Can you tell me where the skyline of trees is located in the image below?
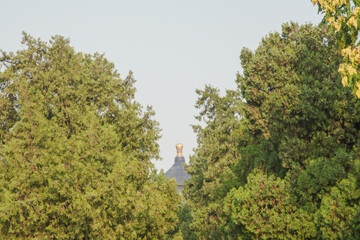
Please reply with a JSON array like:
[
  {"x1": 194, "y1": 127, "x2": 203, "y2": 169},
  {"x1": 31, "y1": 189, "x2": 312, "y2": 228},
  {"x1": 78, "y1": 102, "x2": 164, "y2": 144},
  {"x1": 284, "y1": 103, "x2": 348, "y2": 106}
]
[
  {"x1": 0, "y1": 33, "x2": 180, "y2": 239},
  {"x1": 184, "y1": 22, "x2": 360, "y2": 239},
  {"x1": 1, "y1": 3, "x2": 360, "y2": 238}
]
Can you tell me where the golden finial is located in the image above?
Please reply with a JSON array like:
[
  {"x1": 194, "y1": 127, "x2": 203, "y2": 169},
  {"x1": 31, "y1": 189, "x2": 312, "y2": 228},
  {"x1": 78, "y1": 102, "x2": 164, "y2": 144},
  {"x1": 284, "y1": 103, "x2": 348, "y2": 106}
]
[{"x1": 176, "y1": 143, "x2": 183, "y2": 157}]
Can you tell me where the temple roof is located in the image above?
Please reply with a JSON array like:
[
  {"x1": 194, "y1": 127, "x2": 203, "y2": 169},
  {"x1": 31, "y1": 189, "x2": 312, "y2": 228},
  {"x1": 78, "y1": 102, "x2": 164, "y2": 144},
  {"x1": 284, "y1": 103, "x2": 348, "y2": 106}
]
[
  {"x1": 165, "y1": 156, "x2": 190, "y2": 185},
  {"x1": 165, "y1": 144, "x2": 190, "y2": 186}
]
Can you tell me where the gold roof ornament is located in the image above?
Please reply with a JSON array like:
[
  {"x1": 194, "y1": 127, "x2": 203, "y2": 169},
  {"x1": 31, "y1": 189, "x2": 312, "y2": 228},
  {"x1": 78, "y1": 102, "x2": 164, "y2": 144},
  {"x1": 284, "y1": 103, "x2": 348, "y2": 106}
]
[
  {"x1": 165, "y1": 143, "x2": 190, "y2": 192},
  {"x1": 176, "y1": 143, "x2": 183, "y2": 157}
]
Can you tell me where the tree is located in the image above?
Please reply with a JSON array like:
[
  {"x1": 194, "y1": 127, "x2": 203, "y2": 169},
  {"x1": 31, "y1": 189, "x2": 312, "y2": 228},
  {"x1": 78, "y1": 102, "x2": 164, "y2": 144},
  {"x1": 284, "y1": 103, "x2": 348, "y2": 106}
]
[
  {"x1": 225, "y1": 170, "x2": 316, "y2": 239},
  {"x1": 171, "y1": 200, "x2": 197, "y2": 240},
  {"x1": 186, "y1": 22, "x2": 360, "y2": 239},
  {"x1": 235, "y1": 22, "x2": 360, "y2": 238},
  {"x1": 183, "y1": 85, "x2": 244, "y2": 238},
  {"x1": 238, "y1": 22, "x2": 360, "y2": 170},
  {"x1": 312, "y1": 0, "x2": 360, "y2": 97},
  {"x1": 0, "y1": 33, "x2": 180, "y2": 239}
]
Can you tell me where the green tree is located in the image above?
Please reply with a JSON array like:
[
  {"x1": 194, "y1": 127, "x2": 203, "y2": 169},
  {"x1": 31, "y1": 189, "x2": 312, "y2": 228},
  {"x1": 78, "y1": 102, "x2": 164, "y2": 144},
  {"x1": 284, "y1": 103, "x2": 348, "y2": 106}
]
[
  {"x1": 312, "y1": 0, "x2": 360, "y2": 97},
  {"x1": 186, "y1": 22, "x2": 360, "y2": 239},
  {"x1": 0, "y1": 33, "x2": 180, "y2": 239},
  {"x1": 183, "y1": 85, "x2": 244, "y2": 238},
  {"x1": 169, "y1": 200, "x2": 197, "y2": 240},
  {"x1": 235, "y1": 22, "x2": 360, "y2": 238},
  {"x1": 225, "y1": 170, "x2": 316, "y2": 239},
  {"x1": 238, "y1": 22, "x2": 360, "y2": 171}
]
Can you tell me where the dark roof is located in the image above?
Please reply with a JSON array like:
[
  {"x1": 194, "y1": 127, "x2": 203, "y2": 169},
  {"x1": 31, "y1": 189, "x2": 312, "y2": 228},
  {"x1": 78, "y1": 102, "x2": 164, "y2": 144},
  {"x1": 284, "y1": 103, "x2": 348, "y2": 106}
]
[{"x1": 165, "y1": 156, "x2": 190, "y2": 186}]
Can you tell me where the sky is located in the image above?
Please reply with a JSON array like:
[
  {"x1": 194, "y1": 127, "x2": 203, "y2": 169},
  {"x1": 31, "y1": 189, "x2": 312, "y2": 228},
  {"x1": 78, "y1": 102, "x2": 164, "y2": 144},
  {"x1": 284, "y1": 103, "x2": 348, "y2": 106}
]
[{"x1": 0, "y1": 0, "x2": 323, "y2": 172}]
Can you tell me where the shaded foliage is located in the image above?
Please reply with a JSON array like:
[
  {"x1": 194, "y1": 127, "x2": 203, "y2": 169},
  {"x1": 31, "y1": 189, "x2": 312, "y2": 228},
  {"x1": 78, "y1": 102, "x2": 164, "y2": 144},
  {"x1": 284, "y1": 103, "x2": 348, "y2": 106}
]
[{"x1": 183, "y1": 86, "x2": 243, "y2": 238}]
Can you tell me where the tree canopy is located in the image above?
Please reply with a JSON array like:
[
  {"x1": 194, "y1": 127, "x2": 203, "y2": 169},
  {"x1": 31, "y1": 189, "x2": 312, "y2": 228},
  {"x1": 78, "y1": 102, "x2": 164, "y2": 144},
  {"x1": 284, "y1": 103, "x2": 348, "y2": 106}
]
[
  {"x1": 184, "y1": 22, "x2": 360, "y2": 239},
  {"x1": 2, "y1": 19, "x2": 360, "y2": 240},
  {"x1": 312, "y1": 0, "x2": 360, "y2": 98},
  {"x1": 0, "y1": 33, "x2": 180, "y2": 239}
]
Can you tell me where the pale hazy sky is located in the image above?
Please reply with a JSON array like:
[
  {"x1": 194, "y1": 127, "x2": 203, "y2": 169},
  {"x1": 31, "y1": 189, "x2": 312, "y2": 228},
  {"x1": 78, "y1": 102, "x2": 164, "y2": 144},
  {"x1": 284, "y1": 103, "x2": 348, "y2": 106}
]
[{"x1": 1, "y1": 0, "x2": 322, "y2": 172}]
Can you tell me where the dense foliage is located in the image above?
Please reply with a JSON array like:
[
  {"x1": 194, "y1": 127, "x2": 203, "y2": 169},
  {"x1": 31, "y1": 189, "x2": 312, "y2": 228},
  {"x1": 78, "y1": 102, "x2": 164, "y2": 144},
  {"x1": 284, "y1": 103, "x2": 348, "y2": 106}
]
[
  {"x1": 184, "y1": 22, "x2": 360, "y2": 239},
  {"x1": 2, "y1": 21, "x2": 360, "y2": 240},
  {"x1": 0, "y1": 33, "x2": 180, "y2": 239},
  {"x1": 312, "y1": 0, "x2": 360, "y2": 98},
  {"x1": 183, "y1": 86, "x2": 243, "y2": 238}
]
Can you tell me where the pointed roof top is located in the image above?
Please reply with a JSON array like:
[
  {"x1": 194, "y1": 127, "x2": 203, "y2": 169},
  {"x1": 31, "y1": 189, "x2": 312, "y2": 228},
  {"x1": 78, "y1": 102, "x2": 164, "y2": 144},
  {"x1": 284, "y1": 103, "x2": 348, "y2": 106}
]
[{"x1": 165, "y1": 144, "x2": 190, "y2": 186}]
